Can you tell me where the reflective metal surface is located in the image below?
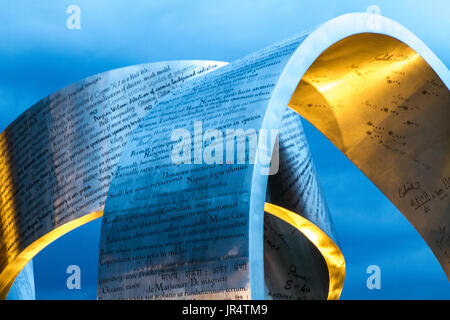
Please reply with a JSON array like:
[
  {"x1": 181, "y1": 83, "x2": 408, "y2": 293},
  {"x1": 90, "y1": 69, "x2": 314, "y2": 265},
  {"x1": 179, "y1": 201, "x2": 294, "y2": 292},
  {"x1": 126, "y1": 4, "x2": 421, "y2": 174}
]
[
  {"x1": 98, "y1": 13, "x2": 449, "y2": 300},
  {"x1": 264, "y1": 203, "x2": 345, "y2": 300},
  {"x1": 289, "y1": 33, "x2": 450, "y2": 279},
  {"x1": 0, "y1": 13, "x2": 448, "y2": 300},
  {"x1": 6, "y1": 260, "x2": 35, "y2": 300},
  {"x1": 0, "y1": 61, "x2": 225, "y2": 299}
]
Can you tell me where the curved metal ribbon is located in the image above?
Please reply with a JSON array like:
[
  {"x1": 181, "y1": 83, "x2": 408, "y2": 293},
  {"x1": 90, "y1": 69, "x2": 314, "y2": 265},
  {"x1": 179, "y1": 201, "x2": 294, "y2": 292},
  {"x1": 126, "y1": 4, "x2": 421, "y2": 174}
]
[
  {"x1": 0, "y1": 13, "x2": 448, "y2": 300},
  {"x1": 264, "y1": 202, "x2": 345, "y2": 300},
  {"x1": 288, "y1": 32, "x2": 450, "y2": 279},
  {"x1": 97, "y1": 13, "x2": 449, "y2": 300},
  {"x1": 0, "y1": 61, "x2": 226, "y2": 299}
]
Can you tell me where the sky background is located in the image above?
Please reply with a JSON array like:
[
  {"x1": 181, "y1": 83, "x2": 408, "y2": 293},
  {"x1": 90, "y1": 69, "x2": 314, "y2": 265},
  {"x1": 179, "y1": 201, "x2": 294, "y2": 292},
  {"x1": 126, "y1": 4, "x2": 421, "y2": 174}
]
[{"x1": 1, "y1": 0, "x2": 449, "y2": 299}]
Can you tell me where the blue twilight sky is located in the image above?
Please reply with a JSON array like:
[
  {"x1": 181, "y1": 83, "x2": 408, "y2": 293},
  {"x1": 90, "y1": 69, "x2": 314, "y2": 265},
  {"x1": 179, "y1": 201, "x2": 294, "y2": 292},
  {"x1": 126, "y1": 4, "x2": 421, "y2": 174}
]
[{"x1": 1, "y1": 0, "x2": 449, "y2": 299}]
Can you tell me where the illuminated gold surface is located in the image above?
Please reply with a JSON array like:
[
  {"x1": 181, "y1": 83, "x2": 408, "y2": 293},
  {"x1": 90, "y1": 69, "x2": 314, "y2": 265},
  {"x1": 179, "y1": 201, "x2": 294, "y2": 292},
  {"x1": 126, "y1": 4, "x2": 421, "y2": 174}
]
[
  {"x1": 264, "y1": 202, "x2": 346, "y2": 300},
  {"x1": 1, "y1": 23, "x2": 448, "y2": 300},
  {"x1": 289, "y1": 33, "x2": 450, "y2": 279},
  {"x1": 0, "y1": 210, "x2": 103, "y2": 300},
  {"x1": 0, "y1": 204, "x2": 345, "y2": 300}
]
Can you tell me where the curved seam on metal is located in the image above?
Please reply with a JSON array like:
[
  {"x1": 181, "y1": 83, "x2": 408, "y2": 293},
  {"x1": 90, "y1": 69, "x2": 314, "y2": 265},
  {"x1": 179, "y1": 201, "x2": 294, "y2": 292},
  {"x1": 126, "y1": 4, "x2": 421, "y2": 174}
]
[
  {"x1": 264, "y1": 202, "x2": 346, "y2": 300},
  {"x1": 0, "y1": 210, "x2": 103, "y2": 300},
  {"x1": 0, "y1": 204, "x2": 345, "y2": 300}
]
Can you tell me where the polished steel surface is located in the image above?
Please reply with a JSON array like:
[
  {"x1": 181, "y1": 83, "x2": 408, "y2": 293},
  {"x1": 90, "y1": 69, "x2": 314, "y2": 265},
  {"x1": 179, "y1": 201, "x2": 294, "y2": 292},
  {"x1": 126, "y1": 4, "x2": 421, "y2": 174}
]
[
  {"x1": 0, "y1": 61, "x2": 225, "y2": 299},
  {"x1": 0, "y1": 13, "x2": 448, "y2": 300}
]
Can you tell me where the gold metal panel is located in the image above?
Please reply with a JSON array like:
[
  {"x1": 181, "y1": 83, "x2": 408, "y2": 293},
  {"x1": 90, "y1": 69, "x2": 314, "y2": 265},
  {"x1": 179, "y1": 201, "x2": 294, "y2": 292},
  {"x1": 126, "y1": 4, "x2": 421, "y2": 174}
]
[{"x1": 289, "y1": 33, "x2": 450, "y2": 279}]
